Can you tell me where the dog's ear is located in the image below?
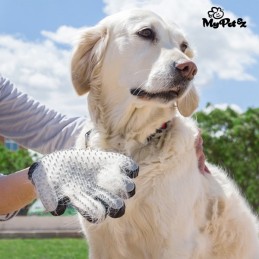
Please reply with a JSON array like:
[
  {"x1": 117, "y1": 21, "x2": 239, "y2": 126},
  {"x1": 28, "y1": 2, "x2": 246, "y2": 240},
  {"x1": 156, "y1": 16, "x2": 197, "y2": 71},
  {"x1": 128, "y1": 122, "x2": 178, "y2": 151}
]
[
  {"x1": 71, "y1": 25, "x2": 108, "y2": 95},
  {"x1": 177, "y1": 86, "x2": 199, "y2": 117}
]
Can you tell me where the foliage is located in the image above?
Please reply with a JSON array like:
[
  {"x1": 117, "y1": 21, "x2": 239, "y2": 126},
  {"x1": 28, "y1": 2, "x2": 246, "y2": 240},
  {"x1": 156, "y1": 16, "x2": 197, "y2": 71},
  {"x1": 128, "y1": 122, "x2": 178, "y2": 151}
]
[
  {"x1": 195, "y1": 105, "x2": 259, "y2": 213},
  {"x1": 0, "y1": 144, "x2": 34, "y2": 175},
  {"x1": 0, "y1": 238, "x2": 88, "y2": 259}
]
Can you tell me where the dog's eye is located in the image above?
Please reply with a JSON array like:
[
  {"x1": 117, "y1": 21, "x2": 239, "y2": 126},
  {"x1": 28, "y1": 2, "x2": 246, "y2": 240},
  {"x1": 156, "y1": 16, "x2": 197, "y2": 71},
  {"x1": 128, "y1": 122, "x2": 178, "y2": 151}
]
[
  {"x1": 180, "y1": 42, "x2": 188, "y2": 52},
  {"x1": 137, "y1": 28, "x2": 155, "y2": 41}
]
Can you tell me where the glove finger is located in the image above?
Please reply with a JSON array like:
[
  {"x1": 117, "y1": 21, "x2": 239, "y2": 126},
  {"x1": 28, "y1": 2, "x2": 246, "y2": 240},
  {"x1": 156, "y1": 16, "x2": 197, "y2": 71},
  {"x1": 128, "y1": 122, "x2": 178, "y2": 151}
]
[
  {"x1": 123, "y1": 178, "x2": 136, "y2": 198},
  {"x1": 50, "y1": 196, "x2": 70, "y2": 216},
  {"x1": 99, "y1": 197, "x2": 125, "y2": 219},
  {"x1": 78, "y1": 194, "x2": 125, "y2": 219},
  {"x1": 121, "y1": 160, "x2": 139, "y2": 179},
  {"x1": 29, "y1": 162, "x2": 59, "y2": 212},
  {"x1": 69, "y1": 190, "x2": 107, "y2": 223},
  {"x1": 96, "y1": 168, "x2": 136, "y2": 199},
  {"x1": 107, "y1": 200, "x2": 125, "y2": 218},
  {"x1": 92, "y1": 185, "x2": 125, "y2": 218},
  {"x1": 111, "y1": 154, "x2": 139, "y2": 178},
  {"x1": 69, "y1": 185, "x2": 126, "y2": 222}
]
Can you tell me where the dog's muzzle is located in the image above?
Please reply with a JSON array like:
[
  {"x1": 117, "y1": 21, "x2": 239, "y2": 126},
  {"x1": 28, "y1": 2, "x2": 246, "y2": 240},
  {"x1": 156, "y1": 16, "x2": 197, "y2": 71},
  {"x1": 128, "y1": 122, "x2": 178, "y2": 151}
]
[{"x1": 130, "y1": 60, "x2": 197, "y2": 103}]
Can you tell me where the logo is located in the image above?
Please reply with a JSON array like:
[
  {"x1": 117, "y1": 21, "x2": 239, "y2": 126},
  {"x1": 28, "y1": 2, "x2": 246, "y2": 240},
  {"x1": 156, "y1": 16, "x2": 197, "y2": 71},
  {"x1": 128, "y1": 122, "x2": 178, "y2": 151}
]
[
  {"x1": 202, "y1": 7, "x2": 247, "y2": 29},
  {"x1": 208, "y1": 7, "x2": 224, "y2": 19}
]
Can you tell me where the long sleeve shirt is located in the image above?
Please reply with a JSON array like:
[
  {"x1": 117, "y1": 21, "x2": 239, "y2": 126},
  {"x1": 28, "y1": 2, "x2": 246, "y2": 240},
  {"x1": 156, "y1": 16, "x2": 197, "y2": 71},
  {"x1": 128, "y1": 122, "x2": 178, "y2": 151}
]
[{"x1": 0, "y1": 75, "x2": 86, "y2": 154}]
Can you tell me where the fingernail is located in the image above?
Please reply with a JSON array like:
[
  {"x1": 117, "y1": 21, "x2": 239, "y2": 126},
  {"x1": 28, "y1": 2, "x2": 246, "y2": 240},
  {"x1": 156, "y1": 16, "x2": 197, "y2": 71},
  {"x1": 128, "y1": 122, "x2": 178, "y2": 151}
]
[
  {"x1": 126, "y1": 182, "x2": 136, "y2": 197},
  {"x1": 124, "y1": 164, "x2": 139, "y2": 178},
  {"x1": 109, "y1": 203, "x2": 125, "y2": 218},
  {"x1": 50, "y1": 197, "x2": 70, "y2": 216}
]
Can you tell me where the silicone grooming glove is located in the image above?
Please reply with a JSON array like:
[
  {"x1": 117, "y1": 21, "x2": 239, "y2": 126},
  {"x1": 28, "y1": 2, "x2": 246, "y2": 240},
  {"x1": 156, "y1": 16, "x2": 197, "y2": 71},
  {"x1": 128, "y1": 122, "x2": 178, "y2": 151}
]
[{"x1": 28, "y1": 148, "x2": 138, "y2": 223}]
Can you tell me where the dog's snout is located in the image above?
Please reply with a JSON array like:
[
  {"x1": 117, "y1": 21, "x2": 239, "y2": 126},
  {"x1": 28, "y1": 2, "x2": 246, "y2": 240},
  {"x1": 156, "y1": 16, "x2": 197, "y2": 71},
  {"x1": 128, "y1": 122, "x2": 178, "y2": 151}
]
[{"x1": 175, "y1": 61, "x2": 197, "y2": 80}]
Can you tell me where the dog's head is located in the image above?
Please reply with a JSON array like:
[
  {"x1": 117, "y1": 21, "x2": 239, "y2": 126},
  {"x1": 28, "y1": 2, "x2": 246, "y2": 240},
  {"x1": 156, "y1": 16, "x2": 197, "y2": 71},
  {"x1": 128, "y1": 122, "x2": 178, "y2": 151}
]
[{"x1": 71, "y1": 9, "x2": 198, "y2": 126}]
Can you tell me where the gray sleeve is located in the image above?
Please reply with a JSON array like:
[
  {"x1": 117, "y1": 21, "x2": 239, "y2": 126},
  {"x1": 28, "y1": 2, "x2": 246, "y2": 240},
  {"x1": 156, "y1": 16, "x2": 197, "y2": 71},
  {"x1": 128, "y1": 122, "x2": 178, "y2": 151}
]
[
  {"x1": 0, "y1": 76, "x2": 87, "y2": 154},
  {"x1": 0, "y1": 210, "x2": 18, "y2": 221}
]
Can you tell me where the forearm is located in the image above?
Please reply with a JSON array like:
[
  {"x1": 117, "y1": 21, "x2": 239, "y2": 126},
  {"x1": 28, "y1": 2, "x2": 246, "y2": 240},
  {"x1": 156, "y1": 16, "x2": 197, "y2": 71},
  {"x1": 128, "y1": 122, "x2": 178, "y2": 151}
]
[
  {"x1": 0, "y1": 169, "x2": 36, "y2": 215},
  {"x1": 0, "y1": 76, "x2": 86, "y2": 154}
]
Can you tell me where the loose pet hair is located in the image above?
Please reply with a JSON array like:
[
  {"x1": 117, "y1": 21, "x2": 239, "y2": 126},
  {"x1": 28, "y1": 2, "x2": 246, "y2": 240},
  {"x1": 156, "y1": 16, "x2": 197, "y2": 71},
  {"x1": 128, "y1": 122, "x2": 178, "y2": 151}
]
[{"x1": 72, "y1": 9, "x2": 259, "y2": 259}]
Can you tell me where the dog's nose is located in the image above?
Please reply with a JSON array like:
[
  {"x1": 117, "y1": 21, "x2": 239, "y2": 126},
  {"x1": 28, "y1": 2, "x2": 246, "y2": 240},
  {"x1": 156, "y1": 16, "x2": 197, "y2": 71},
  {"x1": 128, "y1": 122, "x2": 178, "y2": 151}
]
[{"x1": 175, "y1": 61, "x2": 197, "y2": 80}]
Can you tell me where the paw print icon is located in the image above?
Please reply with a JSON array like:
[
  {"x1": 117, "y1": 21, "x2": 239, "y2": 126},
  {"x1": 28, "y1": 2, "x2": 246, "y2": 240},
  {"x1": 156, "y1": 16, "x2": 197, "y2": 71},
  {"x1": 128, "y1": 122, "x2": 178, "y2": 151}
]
[{"x1": 208, "y1": 7, "x2": 224, "y2": 19}]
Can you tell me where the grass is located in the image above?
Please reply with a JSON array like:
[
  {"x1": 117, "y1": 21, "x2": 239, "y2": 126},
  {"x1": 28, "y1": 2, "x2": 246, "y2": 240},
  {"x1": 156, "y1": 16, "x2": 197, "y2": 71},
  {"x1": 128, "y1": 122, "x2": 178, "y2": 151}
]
[{"x1": 0, "y1": 238, "x2": 88, "y2": 259}]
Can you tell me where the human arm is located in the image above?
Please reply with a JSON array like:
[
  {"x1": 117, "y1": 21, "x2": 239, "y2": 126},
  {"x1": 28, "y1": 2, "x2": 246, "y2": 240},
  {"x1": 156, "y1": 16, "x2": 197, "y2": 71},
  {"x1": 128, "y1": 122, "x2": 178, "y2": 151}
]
[
  {"x1": 0, "y1": 168, "x2": 36, "y2": 215},
  {"x1": 0, "y1": 76, "x2": 86, "y2": 154}
]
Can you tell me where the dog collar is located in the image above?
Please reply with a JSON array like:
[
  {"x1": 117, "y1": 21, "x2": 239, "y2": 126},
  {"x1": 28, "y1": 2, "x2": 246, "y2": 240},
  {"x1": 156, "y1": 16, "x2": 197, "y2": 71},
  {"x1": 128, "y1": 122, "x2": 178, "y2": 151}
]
[
  {"x1": 85, "y1": 129, "x2": 92, "y2": 148},
  {"x1": 84, "y1": 122, "x2": 170, "y2": 148},
  {"x1": 84, "y1": 124, "x2": 210, "y2": 176},
  {"x1": 146, "y1": 121, "x2": 170, "y2": 143}
]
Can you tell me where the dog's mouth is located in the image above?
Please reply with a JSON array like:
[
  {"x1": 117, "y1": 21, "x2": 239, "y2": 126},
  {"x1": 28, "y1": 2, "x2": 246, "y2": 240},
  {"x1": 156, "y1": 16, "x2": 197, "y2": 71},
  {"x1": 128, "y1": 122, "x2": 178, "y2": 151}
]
[{"x1": 130, "y1": 86, "x2": 182, "y2": 102}]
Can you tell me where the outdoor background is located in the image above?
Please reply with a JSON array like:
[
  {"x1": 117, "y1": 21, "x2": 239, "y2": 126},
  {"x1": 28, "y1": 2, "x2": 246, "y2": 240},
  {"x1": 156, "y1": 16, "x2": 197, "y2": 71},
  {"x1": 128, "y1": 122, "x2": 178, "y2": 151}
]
[
  {"x1": 1, "y1": 0, "x2": 259, "y2": 115},
  {"x1": 0, "y1": 0, "x2": 258, "y2": 258}
]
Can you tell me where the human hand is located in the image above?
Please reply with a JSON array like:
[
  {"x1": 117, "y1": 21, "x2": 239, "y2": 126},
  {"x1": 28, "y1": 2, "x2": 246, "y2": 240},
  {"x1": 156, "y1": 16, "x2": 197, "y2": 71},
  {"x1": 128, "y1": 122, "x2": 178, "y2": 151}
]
[
  {"x1": 195, "y1": 131, "x2": 210, "y2": 174},
  {"x1": 28, "y1": 148, "x2": 138, "y2": 223}
]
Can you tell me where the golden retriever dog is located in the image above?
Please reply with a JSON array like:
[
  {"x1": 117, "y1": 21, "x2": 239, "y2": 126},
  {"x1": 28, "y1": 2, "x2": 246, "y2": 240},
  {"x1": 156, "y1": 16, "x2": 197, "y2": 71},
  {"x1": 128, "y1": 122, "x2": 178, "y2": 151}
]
[{"x1": 71, "y1": 9, "x2": 259, "y2": 259}]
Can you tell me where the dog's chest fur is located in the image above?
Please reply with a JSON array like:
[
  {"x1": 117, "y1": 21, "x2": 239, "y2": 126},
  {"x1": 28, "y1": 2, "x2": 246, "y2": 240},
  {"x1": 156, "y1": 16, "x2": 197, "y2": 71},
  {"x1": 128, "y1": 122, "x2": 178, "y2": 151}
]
[{"x1": 77, "y1": 117, "x2": 209, "y2": 258}]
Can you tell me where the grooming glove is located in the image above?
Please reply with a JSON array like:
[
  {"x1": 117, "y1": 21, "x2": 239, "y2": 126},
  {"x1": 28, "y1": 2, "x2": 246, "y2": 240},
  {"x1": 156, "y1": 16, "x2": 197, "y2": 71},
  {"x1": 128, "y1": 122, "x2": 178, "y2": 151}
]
[{"x1": 28, "y1": 148, "x2": 138, "y2": 223}]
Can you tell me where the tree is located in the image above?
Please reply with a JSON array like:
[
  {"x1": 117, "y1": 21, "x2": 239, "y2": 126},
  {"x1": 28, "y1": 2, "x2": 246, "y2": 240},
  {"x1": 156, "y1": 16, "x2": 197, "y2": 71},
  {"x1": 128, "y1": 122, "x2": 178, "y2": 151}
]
[
  {"x1": 0, "y1": 144, "x2": 34, "y2": 174},
  {"x1": 195, "y1": 105, "x2": 259, "y2": 213}
]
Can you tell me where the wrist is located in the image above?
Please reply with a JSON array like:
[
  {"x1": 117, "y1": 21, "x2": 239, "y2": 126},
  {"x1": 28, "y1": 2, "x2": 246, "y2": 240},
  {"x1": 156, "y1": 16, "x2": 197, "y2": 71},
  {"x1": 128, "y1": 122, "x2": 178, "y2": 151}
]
[{"x1": 0, "y1": 168, "x2": 36, "y2": 214}]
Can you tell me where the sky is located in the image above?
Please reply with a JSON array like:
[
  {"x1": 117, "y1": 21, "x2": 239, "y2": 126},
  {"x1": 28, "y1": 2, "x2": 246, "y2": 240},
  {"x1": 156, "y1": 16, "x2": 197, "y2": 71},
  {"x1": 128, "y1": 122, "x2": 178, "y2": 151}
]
[{"x1": 0, "y1": 0, "x2": 259, "y2": 117}]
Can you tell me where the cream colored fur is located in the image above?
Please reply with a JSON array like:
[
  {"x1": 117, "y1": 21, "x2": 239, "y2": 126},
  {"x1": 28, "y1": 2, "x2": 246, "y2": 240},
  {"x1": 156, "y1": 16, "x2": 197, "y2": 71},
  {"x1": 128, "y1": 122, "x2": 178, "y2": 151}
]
[{"x1": 72, "y1": 9, "x2": 259, "y2": 259}]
